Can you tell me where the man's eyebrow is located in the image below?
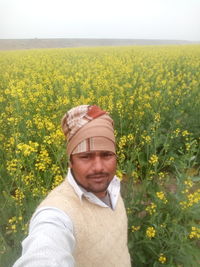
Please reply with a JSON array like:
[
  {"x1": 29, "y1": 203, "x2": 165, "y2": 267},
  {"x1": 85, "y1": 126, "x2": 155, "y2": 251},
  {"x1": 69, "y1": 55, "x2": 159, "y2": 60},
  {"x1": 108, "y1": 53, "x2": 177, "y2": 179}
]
[{"x1": 78, "y1": 152, "x2": 93, "y2": 156}]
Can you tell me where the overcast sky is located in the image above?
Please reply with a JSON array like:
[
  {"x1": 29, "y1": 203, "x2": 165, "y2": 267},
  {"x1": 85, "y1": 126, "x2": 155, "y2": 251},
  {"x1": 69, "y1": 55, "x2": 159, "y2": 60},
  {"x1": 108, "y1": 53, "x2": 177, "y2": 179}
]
[{"x1": 0, "y1": 0, "x2": 200, "y2": 41}]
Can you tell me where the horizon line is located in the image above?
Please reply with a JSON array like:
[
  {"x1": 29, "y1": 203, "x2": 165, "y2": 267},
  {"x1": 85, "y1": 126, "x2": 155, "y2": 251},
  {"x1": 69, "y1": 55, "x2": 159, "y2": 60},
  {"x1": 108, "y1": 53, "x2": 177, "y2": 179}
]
[{"x1": 0, "y1": 37, "x2": 199, "y2": 42}]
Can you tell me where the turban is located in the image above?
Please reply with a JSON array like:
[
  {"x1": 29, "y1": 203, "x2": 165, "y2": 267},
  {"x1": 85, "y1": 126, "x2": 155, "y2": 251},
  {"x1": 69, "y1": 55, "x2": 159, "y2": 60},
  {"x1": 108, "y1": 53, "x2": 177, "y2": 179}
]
[{"x1": 61, "y1": 105, "x2": 116, "y2": 155}]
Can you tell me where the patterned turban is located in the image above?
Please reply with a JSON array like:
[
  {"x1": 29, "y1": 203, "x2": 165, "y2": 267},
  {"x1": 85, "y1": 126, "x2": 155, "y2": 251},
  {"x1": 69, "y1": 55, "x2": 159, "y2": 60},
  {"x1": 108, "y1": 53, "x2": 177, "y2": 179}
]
[{"x1": 61, "y1": 105, "x2": 116, "y2": 155}]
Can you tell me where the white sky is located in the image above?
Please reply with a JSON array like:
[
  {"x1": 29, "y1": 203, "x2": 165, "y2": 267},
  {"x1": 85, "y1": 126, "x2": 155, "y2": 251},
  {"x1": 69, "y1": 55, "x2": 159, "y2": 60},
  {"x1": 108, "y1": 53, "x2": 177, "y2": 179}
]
[{"x1": 0, "y1": 0, "x2": 200, "y2": 41}]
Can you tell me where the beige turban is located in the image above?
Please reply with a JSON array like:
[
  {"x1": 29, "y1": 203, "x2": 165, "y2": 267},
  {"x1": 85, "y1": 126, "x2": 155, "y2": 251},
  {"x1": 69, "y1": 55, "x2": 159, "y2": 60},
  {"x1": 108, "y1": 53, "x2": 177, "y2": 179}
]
[{"x1": 61, "y1": 105, "x2": 116, "y2": 155}]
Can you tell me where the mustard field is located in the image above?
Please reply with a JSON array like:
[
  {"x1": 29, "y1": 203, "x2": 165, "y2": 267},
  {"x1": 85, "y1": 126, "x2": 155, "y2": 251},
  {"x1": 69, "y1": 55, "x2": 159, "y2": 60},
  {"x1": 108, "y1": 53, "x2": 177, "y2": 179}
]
[{"x1": 0, "y1": 45, "x2": 200, "y2": 266}]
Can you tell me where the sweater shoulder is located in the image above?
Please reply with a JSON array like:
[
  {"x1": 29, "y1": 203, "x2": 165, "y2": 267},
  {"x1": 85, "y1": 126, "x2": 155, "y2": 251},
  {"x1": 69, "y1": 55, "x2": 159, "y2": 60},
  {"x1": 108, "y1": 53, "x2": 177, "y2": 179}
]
[{"x1": 38, "y1": 180, "x2": 80, "y2": 211}]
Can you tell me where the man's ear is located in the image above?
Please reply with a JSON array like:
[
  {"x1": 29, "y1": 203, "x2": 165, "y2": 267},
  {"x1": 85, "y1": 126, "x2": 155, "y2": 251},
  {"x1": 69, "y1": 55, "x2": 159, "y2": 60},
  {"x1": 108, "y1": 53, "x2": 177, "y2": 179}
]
[{"x1": 69, "y1": 155, "x2": 73, "y2": 168}]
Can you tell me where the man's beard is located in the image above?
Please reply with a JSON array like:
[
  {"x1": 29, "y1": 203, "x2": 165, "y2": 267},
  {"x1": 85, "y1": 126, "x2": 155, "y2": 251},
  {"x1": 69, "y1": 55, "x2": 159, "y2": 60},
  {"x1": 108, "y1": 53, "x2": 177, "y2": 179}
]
[{"x1": 72, "y1": 170, "x2": 111, "y2": 194}]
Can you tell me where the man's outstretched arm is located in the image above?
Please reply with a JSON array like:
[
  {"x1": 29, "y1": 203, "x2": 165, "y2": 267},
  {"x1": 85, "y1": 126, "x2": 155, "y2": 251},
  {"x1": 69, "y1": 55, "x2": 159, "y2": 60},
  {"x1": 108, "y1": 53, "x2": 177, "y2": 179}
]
[{"x1": 13, "y1": 207, "x2": 75, "y2": 267}]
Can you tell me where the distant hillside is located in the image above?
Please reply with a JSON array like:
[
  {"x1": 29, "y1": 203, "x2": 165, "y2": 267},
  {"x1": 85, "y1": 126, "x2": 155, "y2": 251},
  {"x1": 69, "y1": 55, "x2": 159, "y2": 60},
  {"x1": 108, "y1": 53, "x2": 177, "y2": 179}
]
[{"x1": 0, "y1": 38, "x2": 198, "y2": 50}]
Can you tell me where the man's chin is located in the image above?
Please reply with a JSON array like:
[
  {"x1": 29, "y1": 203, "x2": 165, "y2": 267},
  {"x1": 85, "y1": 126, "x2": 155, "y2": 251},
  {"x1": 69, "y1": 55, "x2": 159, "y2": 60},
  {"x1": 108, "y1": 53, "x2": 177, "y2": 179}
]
[{"x1": 87, "y1": 182, "x2": 110, "y2": 195}]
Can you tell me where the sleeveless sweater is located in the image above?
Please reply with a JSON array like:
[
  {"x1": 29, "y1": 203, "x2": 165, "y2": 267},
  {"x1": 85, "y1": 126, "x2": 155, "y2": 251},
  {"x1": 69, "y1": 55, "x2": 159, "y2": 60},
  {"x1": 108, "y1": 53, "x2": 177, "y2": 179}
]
[{"x1": 38, "y1": 179, "x2": 131, "y2": 267}]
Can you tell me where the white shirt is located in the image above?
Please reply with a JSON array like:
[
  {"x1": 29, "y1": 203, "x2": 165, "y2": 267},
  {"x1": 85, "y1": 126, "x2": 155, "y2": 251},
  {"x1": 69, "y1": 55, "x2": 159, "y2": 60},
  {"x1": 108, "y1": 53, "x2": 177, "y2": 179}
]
[{"x1": 13, "y1": 169, "x2": 121, "y2": 267}]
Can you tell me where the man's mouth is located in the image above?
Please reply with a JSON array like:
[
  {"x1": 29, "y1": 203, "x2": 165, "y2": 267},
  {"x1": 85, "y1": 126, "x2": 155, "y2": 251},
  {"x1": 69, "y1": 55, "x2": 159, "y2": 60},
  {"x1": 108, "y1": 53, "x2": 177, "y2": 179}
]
[{"x1": 87, "y1": 173, "x2": 108, "y2": 180}]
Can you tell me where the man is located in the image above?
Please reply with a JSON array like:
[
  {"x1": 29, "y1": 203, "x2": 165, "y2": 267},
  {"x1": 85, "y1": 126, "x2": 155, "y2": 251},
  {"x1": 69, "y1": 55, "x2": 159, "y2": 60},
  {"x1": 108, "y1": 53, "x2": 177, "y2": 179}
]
[{"x1": 13, "y1": 105, "x2": 131, "y2": 267}]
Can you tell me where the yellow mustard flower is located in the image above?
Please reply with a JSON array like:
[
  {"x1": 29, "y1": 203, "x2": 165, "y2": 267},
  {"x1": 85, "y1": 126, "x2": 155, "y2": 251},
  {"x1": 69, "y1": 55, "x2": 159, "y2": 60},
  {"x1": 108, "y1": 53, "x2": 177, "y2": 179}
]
[
  {"x1": 146, "y1": 226, "x2": 156, "y2": 239},
  {"x1": 158, "y1": 253, "x2": 167, "y2": 264}
]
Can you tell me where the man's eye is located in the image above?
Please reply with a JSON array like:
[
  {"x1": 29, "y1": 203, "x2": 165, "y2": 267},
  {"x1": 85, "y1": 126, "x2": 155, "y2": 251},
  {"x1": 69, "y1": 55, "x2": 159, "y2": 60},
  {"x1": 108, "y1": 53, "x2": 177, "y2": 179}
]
[
  {"x1": 102, "y1": 153, "x2": 114, "y2": 158},
  {"x1": 79, "y1": 155, "x2": 90, "y2": 159}
]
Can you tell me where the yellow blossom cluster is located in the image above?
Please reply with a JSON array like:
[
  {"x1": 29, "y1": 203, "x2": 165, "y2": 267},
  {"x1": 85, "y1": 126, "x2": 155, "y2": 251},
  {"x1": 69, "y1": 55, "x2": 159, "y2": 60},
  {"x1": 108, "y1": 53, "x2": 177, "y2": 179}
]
[
  {"x1": 6, "y1": 216, "x2": 27, "y2": 235},
  {"x1": 173, "y1": 128, "x2": 181, "y2": 137},
  {"x1": 52, "y1": 175, "x2": 64, "y2": 188},
  {"x1": 116, "y1": 169, "x2": 124, "y2": 180},
  {"x1": 158, "y1": 172, "x2": 166, "y2": 180},
  {"x1": 118, "y1": 135, "x2": 127, "y2": 150},
  {"x1": 22, "y1": 172, "x2": 34, "y2": 186},
  {"x1": 189, "y1": 226, "x2": 200, "y2": 239},
  {"x1": 126, "y1": 207, "x2": 132, "y2": 215},
  {"x1": 51, "y1": 164, "x2": 64, "y2": 188},
  {"x1": 154, "y1": 113, "x2": 160, "y2": 123},
  {"x1": 141, "y1": 134, "x2": 151, "y2": 144},
  {"x1": 12, "y1": 188, "x2": 25, "y2": 205},
  {"x1": 131, "y1": 171, "x2": 139, "y2": 183},
  {"x1": 44, "y1": 129, "x2": 64, "y2": 145},
  {"x1": 6, "y1": 159, "x2": 20, "y2": 175},
  {"x1": 182, "y1": 130, "x2": 190, "y2": 137},
  {"x1": 33, "y1": 115, "x2": 55, "y2": 131},
  {"x1": 182, "y1": 178, "x2": 194, "y2": 194},
  {"x1": 158, "y1": 253, "x2": 167, "y2": 264},
  {"x1": 32, "y1": 186, "x2": 48, "y2": 197},
  {"x1": 35, "y1": 146, "x2": 52, "y2": 171},
  {"x1": 145, "y1": 202, "x2": 157, "y2": 215},
  {"x1": 131, "y1": 225, "x2": 141, "y2": 232},
  {"x1": 17, "y1": 141, "x2": 39, "y2": 156},
  {"x1": 149, "y1": 154, "x2": 159, "y2": 165},
  {"x1": 146, "y1": 226, "x2": 156, "y2": 239},
  {"x1": 180, "y1": 189, "x2": 200, "y2": 209},
  {"x1": 184, "y1": 178, "x2": 193, "y2": 188},
  {"x1": 6, "y1": 216, "x2": 21, "y2": 234},
  {"x1": 156, "y1": 191, "x2": 168, "y2": 204}
]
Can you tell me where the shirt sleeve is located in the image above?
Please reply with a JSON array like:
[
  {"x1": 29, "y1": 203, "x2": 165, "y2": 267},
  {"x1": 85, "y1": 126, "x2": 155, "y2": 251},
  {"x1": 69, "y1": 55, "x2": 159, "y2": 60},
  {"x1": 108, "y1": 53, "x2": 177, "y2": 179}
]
[{"x1": 13, "y1": 207, "x2": 75, "y2": 267}]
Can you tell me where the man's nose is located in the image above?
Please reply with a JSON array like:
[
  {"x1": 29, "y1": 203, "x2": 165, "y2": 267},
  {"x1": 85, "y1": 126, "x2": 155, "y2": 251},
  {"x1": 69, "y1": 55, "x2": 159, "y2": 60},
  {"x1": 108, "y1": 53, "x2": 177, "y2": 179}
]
[{"x1": 93, "y1": 156, "x2": 104, "y2": 172}]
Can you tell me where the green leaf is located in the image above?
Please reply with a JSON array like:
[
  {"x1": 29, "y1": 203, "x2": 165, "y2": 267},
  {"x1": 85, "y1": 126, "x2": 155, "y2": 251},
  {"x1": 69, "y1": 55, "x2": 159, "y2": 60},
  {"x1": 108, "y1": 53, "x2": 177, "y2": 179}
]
[{"x1": 191, "y1": 176, "x2": 200, "y2": 182}]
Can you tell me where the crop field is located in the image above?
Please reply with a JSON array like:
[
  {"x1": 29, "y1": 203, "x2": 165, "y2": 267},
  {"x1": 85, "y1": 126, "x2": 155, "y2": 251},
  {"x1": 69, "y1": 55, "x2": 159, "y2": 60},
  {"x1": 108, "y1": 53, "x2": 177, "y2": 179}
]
[{"x1": 0, "y1": 45, "x2": 200, "y2": 266}]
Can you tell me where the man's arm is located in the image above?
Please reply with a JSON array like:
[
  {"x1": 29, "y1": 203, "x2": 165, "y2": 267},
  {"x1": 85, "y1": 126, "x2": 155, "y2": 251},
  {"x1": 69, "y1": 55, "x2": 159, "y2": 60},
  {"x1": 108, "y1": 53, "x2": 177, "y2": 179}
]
[{"x1": 13, "y1": 207, "x2": 75, "y2": 267}]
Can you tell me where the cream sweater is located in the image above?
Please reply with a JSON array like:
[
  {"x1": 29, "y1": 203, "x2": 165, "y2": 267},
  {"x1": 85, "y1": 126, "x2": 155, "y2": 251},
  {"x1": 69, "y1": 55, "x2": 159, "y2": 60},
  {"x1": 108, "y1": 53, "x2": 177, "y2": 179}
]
[{"x1": 39, "y1": 179, "x2": 131, "y2": 267}]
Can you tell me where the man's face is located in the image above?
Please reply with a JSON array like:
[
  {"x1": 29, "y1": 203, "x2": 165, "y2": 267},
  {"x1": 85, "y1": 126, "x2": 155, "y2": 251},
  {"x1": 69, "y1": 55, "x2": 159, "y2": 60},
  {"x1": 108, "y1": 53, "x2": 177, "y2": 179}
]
[{"x1": 70, "y1": 150, "x2": 116, "y2": 198}]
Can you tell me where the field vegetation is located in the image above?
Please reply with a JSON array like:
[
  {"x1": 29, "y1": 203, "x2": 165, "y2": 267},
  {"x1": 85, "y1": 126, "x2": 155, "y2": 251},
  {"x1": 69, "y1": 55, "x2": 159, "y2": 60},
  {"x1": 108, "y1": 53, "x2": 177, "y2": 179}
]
[{"x1": 0, "y1": 45, "x2": 200, "y2": 266}]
